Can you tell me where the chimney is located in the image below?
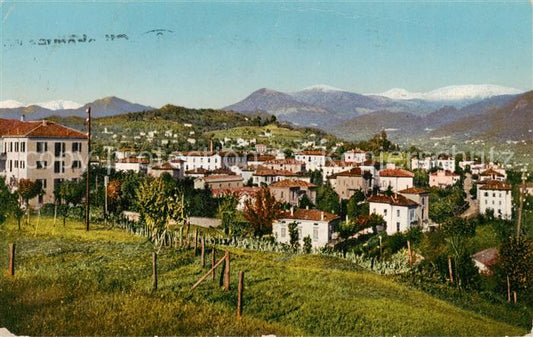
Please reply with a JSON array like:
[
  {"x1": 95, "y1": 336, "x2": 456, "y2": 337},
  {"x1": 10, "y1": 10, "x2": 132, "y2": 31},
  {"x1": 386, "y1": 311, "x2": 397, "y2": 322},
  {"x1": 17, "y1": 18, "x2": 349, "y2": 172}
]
[
  {"x1": 306, "y1": 205, "x2": 309, "y2": 210},
  {"x1": 321, "y1": 211, "x2": 325, "y2": 221},
  {"x1": 210, "y1": 139, "x2": 213, "y2": 152},
  {"x1": 290, "y1": 206, "x2": 294, "y2": 216},
  {"x1": 20, "y1": 115, "x2": 25, "y2": 122}
]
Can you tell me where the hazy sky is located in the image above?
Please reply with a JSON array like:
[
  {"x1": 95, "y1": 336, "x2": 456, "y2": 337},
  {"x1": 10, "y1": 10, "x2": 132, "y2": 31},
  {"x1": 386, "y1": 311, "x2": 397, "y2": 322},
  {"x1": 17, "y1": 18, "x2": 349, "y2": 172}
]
[{"x1": 1, "y1": 1, "x2": 531, "y2": 108}]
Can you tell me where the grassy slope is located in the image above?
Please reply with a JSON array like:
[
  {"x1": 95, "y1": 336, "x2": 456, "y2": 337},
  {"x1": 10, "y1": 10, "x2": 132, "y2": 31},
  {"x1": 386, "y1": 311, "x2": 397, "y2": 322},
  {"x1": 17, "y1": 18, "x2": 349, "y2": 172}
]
[{"x1": 0, "y1": 218, "x2": 527, "y2": 336}]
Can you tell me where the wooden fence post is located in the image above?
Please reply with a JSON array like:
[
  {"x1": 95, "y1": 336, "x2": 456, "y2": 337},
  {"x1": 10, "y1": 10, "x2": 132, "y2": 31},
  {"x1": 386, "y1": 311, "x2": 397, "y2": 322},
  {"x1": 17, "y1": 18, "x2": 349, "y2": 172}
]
[
  {"x1": 224, "y1": 250, "x2": 230, "y2": 291},
  {"x1": 507, "y1": 275, "x2": 511, "y2": 303},
  {"x1": 179, "y1": 227, "x2": 183, "y2": 247},
  {"x1": 194, "y1": 229, "x2": 198, "y2": 256},
  {"x1": 448, "y1": 256, "x2": 454, "y2": 283},
  {"x1": 211, "y1": 249, "x2": 215, "y2": 281},
  {"x1": 9, "y1": 244, "x2": 15, "y2": 277},
  {"x1": 407, "y1": 240, "x2": 413, "y2": 268},
  {"x1": 152, "y1": 252, "x2": 158, "y2": 291},
  {"x1": 513, "y1": 291, "x2": 517, "y2": 304},
  {"x1": 185, "y1": 223, "x2": 190, "y2": 248},
  {"x1": 201, "y1": 236, "x2": 205, "y2": 267},
  {"x1": 237, "y1": 271, "x2": 244, "y2": 318}
]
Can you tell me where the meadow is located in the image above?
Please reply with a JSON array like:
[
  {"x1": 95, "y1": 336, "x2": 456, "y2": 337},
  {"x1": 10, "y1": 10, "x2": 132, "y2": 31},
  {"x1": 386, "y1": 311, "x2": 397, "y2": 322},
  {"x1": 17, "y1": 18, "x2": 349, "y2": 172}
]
[{"x1": 0, "y1": 217, "x2": 528, "y2": 336}]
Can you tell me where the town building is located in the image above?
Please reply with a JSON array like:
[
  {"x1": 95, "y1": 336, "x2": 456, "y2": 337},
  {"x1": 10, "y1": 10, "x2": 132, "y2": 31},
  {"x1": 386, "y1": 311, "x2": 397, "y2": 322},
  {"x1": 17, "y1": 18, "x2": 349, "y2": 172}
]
[
  {"x1": 263, "y1": 158, "x2": 305, "y2": 173},
  {"x1": 147, "y1": 161, "x2": 183, "y2": 179},
  {"x1": 268, "y1": 179, "x2": 317, "y2": 206},
  {"x1": 272, "y1": 208, "x2": 340, "y2": 248},
  {"x1": 322, "y1": 161, "x2": 357, "y2": 182},
  {"x1": 0, "y1": 119, "x2": 88, "y2": 207},
  {"x1": 343, "y1": 148, "x2": 367, "y2": 163},
  {"x1": 398, "y1": 187, "x2": 430, "y2": 226},
  {"x1": 429, "y1": 170, "x2": 460, "y2": 188},
  {"x1": 115, "y1": 158, "x2": 149, "y2": 174},
  {"x1": 252, "y1": 169, "x2": 310, "y2": 186},
  {"x1": 368, "y1": 194, "x2": 419, "y2": 236},
  {"x1": 294, "y1": 150, "x2": 328, "y2": 171},
  {"x1": 327, "y1": 167, "x2": 371, "y2": 199},
  {"x1": 479, "y1": 168, "x2": 506, "y2": 182},
  {"x1": 436, "y1": 155, "x2": 455, "y2": 172},
  {"x1": 211, "y1": 186, "x2": 261, "y2": 211},
  {"x1": 377, "y1": 168, "x2": 414, "y2": 192},
  {"x1": 193, "y1": 174, "x2": 244, "y2": 190},
  {"x1": 411, "y1": 156, "x2": 434, "y2": 171},
  {"x1": 478, "y1": 180, "x2": 513, "y2": 220}
]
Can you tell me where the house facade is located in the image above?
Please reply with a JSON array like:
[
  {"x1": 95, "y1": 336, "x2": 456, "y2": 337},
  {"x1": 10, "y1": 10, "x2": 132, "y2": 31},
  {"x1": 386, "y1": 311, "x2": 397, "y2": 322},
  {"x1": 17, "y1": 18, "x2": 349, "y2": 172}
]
[
  {"x1": 478, "y1": 180, "x2": 512, "y2": 220},
  {"x1": 115, "y1": 158, "x2": 149, "y2": 174},
  {"x1": 0, "y1": 119, "x2": 88, "y2": 207},
  {"x1": 343, "y1": 148, "x2": 367, "y2": 164},
  {"x1": 272, "y1": 208, "x2": 340, "y2": 248},
  {"x1": 327, "y1": 167, "x2": 371, "y2": 199},
  {"x1": 194, "y1": 174, "x2": 244, "y2": 190},
  {"x1": 268, "y1": 179, "x2": 317, "y2": 205},
  {"x1": 294, "y1": 150, "x2": 328, "y2": 171},
  {"x1": 378, "y1": 168, "x2": 414, "y2": 192},
  {"x1": 398, "y1": 187, "x2": 430, "y2": 226},
  {"x1": 368, "y1": 194, "x2": 419, "y2": 236},
  {"x1": 429, "y1": 170, "x2": 460, "y2": 188}
]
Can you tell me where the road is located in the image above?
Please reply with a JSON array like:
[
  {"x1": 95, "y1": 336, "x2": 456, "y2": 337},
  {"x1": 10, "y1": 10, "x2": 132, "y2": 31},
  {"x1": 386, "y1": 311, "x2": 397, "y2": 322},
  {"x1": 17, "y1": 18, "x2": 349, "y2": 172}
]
[{"x1": 461, "y1": 173, "x2": 479, "y2": 219}]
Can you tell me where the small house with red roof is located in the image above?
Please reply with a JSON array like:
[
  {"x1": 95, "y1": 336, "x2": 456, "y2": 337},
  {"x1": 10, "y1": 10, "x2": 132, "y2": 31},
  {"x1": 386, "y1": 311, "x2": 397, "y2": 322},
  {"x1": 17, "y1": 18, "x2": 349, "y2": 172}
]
[
  {"x1": 268, "y1": 179, "x2": 317, "y2": 206},
  {"x1": 368, "y1": 194, "x2": 419, "y2": 235},
  {"x1": 272, "y1": 208, "x2": 340, "y2": 248},
  {"x1": 478, "y1": 180, "x2": 512, "y2": 219},
  {"x1": 429, "y1": 170, "x2": 460, "y2": 188},
  {"x1": 377, "y1": 168, "x2": 415, "y2": 193}
]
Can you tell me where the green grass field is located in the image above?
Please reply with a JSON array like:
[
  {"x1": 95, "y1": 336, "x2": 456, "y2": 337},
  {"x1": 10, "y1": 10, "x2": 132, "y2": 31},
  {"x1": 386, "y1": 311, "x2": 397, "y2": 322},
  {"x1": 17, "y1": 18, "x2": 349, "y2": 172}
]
[{"x1": 0, "y1": 217, "x2": 528, "y2": 336}]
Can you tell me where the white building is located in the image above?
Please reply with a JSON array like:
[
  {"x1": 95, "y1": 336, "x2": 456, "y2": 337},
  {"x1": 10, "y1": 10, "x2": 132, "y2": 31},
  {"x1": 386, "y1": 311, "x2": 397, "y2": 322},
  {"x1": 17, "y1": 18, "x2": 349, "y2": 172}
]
[
  {"x1": 436, "y1": 155, "x2": 455, "y2": 172},
  {"x1": 172, "y1": 151, "x2": 222, "y2": 172},
  {"x1": 378, "y1": 168, "x2": 414, "y2": 192},
  {"x1": 478, "y1": 180, "x2": 513, "y2": 220},
  {"x1": 479, "y1": 168, "x2": 506, "y2": 182},
  {"x1": 429, "y1": 170, "x2": 460, "y2": 188},
  {"x1": 343, "y1": 148, "x2": 367, "y2": 164},
  {"x1": 115, "y1": 158, "x2": 148, "y2": 174},
  {"x1": 368, "y1": 194, "x2": 419, "y2": 236},
  {"x1": 294, "y1": 150, "x2": 328, "y2": 171},
  {"x1": 272, "y1": 208, "x2": 340, "y2": 248},
  {"x1": 0, "y1": 119, "x2": 88, "y2": 207},
  {"x1": 411, "y1": 156, "x2": 434, "y2": 171}
]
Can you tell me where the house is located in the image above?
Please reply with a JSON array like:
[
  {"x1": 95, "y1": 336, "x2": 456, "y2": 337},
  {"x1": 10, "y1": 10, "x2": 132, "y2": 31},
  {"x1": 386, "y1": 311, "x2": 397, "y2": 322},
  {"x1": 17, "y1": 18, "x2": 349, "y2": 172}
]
[
  {"x1": 211, "y1": 186, "x2": 261, "y2": 211},
  {"x1": 478, "y1": 180, "x2": 512, "y2": 220},
  {"x1": 429, "y1": 170, "x2": 460, "y2": 188},
  {"x1": 263, "y1": 158, "x2": 305, "y2": 173},
  {"x1": 173, "y1": 151, "x2": 222, "y2": 171},
  {"x1": 147, "y1": 161, "x2": 183, "y2": 179},
  {"x1": 368, "y1": 194, "x2": 419, "y2": 236},
  {"x1": 294, "y1": 150, "x2": 328, "y2": 171},
  {"x1": 268, "y1": 179, "x2": 317, "y2": 206},
  {"x1": 343, "y1": 148, "x2": 367, "y2": 163},
  {"x1": 327, "y1": 167, "x2": 371, "y2": 199},
  {"x1": 272, "y1": 208, "x2": 340, "y2": 248},
  {"x1": 246, "y1": 154, "x2": 276, "y2": 166},
  {"x1": 479, "y1": 168, "x2": 506, "y2": 182},
  {"x1": 411, "y1": 156, "x2": 434, "y2": 171},
  {"x1": 218, "y1": 151, "x2": 248, "y2": 169},
  {"x1": 436, "y1": 155, "x2": 455, "y2": 172},
  {"x1": 255, "y1": 143, "x2": 267, "y2": 153},
  {"x1": 194, "y1": 174, "x2": 244, "y2": 190},
  {"x1": 378, "y1": 168, "x2": 414, "y2": 192},
  {"x1": 322, "y1": 160, "x2": 357, "y2": 182},
  {"x1": 115, "y1": 158, "x2": 149, "y2": 174},
  {"x1": 0, "y1": 118, "x2": 88, "y2": 207},
  {"x1": 252, "y1": 169, "x2": 310, "y2": 186},
  {"x1": 472, "y1": 247, "x2": 499, "y2": 275},
  {"x1": 398, "y1": 187, "x2": 430, "y2": 227}
]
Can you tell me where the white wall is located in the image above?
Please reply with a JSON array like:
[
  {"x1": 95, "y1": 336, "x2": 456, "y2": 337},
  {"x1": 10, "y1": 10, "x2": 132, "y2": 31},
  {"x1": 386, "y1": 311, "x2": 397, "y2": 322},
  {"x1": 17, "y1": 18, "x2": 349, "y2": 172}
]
[
  {"x1": 479, "y1": 189, "x2": 512, "y2": 220},
  {"x1": 273, "y1": 218, "x2": 333, "y2": 248}
]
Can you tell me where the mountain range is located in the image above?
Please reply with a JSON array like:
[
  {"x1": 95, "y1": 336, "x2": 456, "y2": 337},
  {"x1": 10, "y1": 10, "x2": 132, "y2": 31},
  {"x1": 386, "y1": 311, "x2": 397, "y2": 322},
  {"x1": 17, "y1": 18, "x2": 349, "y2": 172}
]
[{"x1": 0, "y1": 97, "x2": 153, "y2": 120}]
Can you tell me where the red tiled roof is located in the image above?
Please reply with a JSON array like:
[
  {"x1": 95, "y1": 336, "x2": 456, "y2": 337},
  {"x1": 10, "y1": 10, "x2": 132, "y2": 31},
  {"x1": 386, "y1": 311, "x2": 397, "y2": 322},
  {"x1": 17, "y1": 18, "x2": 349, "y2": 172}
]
[
  {"x1": 175, "y1": 151, "x2": 217, "y2": 157},
  {"x1": 368, "y1": 194, "x2": 419, "y2": 207},
  {"x1": 253, "y1": 169, "x2": 303, "y2": 177},
  {"x1": 472, "y1": 248, "x2": 499, "y2": 267},
  {"x1": 347, "y1": 148, "x2": 366, "y2": 154},
  {"x1": 379, "y1": 168, "x2": 414, "y2": 178},
  {"x1": 117, "y1": 158, "x2": 149, "y2": 164},
  {"x1": 264, "y1": 158, "x2": 304, "y2": 165},
  {"x1": 246, "y1": 154, "x2": 276, "y2": 162},
  {"x1": 328, "y1": 167, "x2": 363, "y2": 179},
  {"x1": 398, "y1": 187, "x2": 429, "y2": 194},
  {"x1": 479, "y1": 180, "x2": 511, "y2": 191},
  {"x1": 185, "y1": 168, "x2": 208, "y2": 174},
  {"x1": 201, "y1": 175, "x2": 243, "y2": 182},
  {"x1": 0, "y1": 119, "x2": 87, "y2": 139},
  {"x1": 296, "y1": 150, "x2": 328, "y2": 156},
  {"x1": 212, "y1": 187, "x2": 261, "y2": 197},
  {"x1": 325, "y1": 160, "x2": 355, "y2": 167},
  {"x1": 279, "y1": 209, "x2": 339, "y2": 222},
  {"x1": 430, "y1": 170, "x2": 459, "y2": 177},
  {"x1": 151, "y1": 162, "x2": 179, "y2": 170},
  {"x1": 269, "y1": 180, "x2": 316, "y2": 188},
  {"x1": 480, "y1": 168, "x2": 505, "y2": 177}
]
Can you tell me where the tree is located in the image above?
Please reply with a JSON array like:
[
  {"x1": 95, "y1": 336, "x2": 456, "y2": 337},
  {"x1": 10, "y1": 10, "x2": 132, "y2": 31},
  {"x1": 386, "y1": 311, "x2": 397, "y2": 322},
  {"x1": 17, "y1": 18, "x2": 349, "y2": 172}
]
[
  {"x1": 497, "y1": 237, "x2": 533, "y2": 299},
  {"x1": 303, "y1": 235, "x2": 312, "y2": 253},
  {"x1": 316, "y1": 181, "x2": 340, "y2": 214},
  {"x1": 57, "y1": 180, "x2": 85, "y2": 225},
  {"x1": 346, "y1": 190, "x2": 366, "y2": 219},
  {"x1": 17, "y1": 179, "x2": 43, "y2": 225},
  {"x1": 337, "y1": 214, "x2": 385, "y2": 240},
  {"x1": 288, "y1": 221, "x2": 300, "y2": 249},
  {"x1": 298, "y1": 193, "x2": 314, "y2": 209},
  {"x1": 217, "y1": 195, "x2": 238, "y2": 235},
  {"x1": 243, "y1": 187, "x2": 283, "y2": 236},
  {"x1": 413, "y1": 170, "x2": 429, "y2": 188},
  {"x1": 308, "y1": 170, "x2": 323, "y2": 187},
  {"x1": 0, "y1": 177, "x2": 12, "y2": 225}
]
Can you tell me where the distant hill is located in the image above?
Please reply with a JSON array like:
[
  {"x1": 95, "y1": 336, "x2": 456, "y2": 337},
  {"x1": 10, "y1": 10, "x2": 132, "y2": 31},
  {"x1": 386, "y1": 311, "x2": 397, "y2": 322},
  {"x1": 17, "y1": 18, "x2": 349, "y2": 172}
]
[
  {"x1": 0, "y1": 96, "x2": 153, "y2": 120},
  {"x1": 223, "y1": 84, "x2": 523, "y2": 128},
  {"x1": 330, "y1": 94, "x2": 518, "y2": 141}
]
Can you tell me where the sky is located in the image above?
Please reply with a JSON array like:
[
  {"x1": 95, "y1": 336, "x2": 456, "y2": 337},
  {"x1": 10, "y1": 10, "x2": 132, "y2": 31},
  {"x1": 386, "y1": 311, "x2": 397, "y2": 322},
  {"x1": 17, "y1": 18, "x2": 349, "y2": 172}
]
[{"x1": 0, "y1": 1, "x2": 531, "y2": 108}]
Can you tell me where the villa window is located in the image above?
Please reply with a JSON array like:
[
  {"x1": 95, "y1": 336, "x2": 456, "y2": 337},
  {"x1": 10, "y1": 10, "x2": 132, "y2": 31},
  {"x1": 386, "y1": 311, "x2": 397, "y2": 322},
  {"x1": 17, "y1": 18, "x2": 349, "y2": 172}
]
[{"x1": 37, "y1": 142, "x2": 48, "y2": 153}]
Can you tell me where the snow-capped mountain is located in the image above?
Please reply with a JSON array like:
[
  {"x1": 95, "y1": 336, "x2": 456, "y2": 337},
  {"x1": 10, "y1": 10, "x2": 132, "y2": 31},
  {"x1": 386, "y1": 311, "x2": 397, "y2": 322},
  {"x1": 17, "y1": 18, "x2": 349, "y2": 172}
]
[
  {"x1": 373, "y1": 84, "x2": 524, "y2": 101},
  {"x1": 0, "y1": 100, "x2": 25, "y2": 109},
  {"x1": 299, "y1": 84, "x2": 345, "y2": 92},
  {"x1": 35, "y1": 100, "x2": 83, "y2": 110}
]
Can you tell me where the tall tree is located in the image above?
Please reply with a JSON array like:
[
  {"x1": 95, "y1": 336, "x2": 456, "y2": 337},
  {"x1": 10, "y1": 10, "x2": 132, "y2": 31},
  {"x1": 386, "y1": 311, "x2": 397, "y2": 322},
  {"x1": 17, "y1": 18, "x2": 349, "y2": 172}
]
[
  {"x1": 243, "y1": 187, "x2": 282, "y2": 236},
  {"x1": 17, "y1": 179, "x2": 43, "y2": 225},
  {"x1": 316, "y1": 181, "x2": 340, "y2": 214}
]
